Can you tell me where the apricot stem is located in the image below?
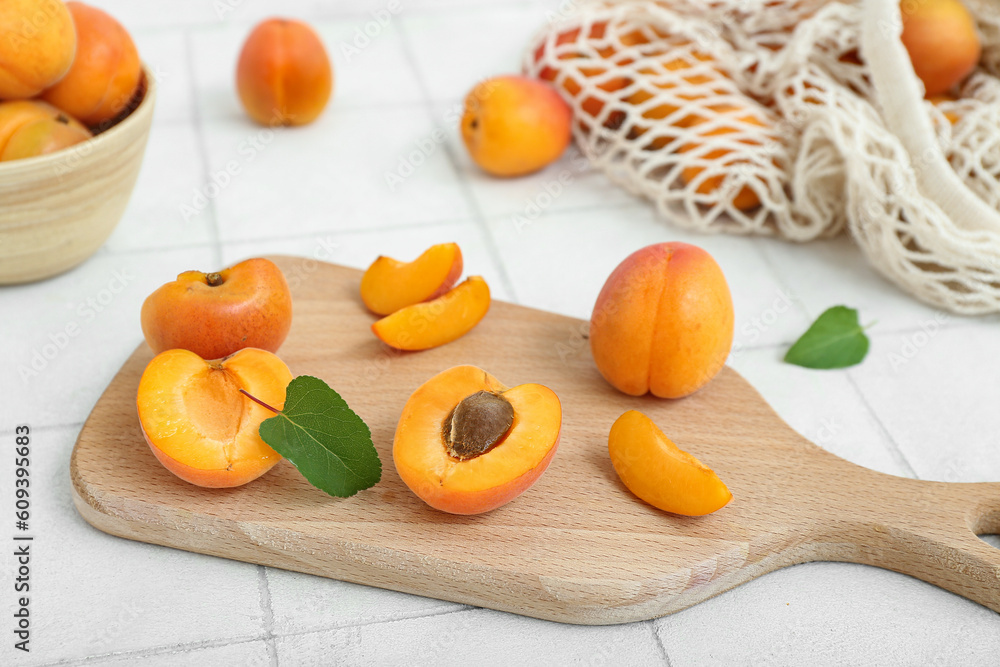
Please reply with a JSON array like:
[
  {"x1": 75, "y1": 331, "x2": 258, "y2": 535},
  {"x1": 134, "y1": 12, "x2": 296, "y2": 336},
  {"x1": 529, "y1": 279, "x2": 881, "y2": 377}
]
[
  {"x1": 205, "y1": 272, "x2": 225, "y2": 286},
  {"x1": 239, "y1": 388, "x2": 281, "y2": 414}
]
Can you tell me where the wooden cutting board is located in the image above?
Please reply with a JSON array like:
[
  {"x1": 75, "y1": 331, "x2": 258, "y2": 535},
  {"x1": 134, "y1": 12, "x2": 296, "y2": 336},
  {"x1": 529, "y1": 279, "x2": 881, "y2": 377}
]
[{"x1": 71, "y1": 257, "x2": 1000, "y2": 625}]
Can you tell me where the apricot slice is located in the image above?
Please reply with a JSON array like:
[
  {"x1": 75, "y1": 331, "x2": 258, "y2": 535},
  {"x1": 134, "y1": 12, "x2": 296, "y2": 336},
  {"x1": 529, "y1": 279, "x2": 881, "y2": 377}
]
[
  {"x1": 137, "y1": 348, "x2": 293, "y2": 488},
  {"x1": 360, "y1": 243, "x2": 463, "y2": 316},
  {"x1": 141, "y1": 258, "x2": 293, "y2": 361},
  {"x1": 393, "y1": 365, "x2": 561, "y2": 514},
  {"x1": 609, "y1": 410, "x2": 731, "y2": 516},
  {"x1": 371, "y1": 276, "x2": 490, "y2": 351}
]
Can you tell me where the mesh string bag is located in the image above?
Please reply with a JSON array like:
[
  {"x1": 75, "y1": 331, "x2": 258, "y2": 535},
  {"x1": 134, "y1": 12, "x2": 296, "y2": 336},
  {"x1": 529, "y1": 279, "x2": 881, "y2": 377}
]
[{"x1": 523, "y1": 0, "x2": 1000, "y2": 314}]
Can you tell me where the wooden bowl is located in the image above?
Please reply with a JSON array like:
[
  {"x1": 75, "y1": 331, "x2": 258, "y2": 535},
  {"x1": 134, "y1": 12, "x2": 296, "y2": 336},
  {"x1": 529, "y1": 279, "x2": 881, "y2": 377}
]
[{"x1": 0, "y1": 65, "x2": 156, "y2": 284}]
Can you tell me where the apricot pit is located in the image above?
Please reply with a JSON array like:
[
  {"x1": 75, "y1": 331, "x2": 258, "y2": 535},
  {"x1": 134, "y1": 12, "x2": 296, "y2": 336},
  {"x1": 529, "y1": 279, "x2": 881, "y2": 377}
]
[{"x1": 443, "y1": 390, "x2": 514, "y2": 460}]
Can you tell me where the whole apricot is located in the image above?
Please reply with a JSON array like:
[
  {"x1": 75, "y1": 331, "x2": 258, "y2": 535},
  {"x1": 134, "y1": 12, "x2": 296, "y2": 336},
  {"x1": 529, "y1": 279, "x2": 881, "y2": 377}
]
[
  {"x1": 461, "y1": 75, "x2": 572, "y2": 177},
  {"x1": 40, "y1": 2, "x2": 142, "y2": 128},
  {"x1": 237, "y1": 18, "x2": 333, "y2": 126},
  {"x1": 590, "y1": 242, "x2": 734, "y2": 398},
  {"x1": 900, "y1": 0, "x2": 980, "y2": 96},
  {"x1": 0, "y1": 0, "x2": 76, "y2": 99},
  {"x1": 0, "y1": 114, "x2": 92, "y2": 161},
  {"x1": 0, "y1": 99, "x2": 88, "y2": 154},
  {"x1": 141, "y1": 258, "x2": 293, "y2": 360}
]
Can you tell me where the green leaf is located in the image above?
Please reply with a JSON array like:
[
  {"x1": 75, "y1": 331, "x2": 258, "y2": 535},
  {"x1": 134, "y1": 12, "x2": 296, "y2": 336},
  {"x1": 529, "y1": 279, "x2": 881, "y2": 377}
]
[
  {"x1": 258, "y1": 376, "x2": 381, "y2": 498},
  {"x1": 784, "y1": 306, "x2": 870, "y2": 369}
]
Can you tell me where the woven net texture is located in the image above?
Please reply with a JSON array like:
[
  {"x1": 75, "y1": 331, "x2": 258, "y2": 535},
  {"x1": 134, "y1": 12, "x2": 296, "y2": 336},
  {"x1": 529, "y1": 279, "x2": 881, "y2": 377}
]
[{"x1": 523, "y1": 0, "x2": 1000, "y2": 314}]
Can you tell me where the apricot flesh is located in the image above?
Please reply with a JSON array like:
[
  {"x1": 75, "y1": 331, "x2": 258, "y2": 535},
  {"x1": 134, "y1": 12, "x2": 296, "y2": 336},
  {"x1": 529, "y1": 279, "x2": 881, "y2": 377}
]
[
  {"x1": 0, "y1": 0, "x2": 76, "y2": 99},
  {"x1": 141, "y1": 258, "x2": 293, "y2": 361},
  {"x1": 901, "y1": 0, "x2": 980, "y2": 96},
  {"x1": 590, "y1": 242, "x2": 734, "y2": 398},
  {"x1": 360, "y1": 243, "x2": 463, "y2": 316},
  {"x1": 137, "y1": 348, "x2": 293, "y2": 488},
  {"x1": 393, "y1": 365, "x2": 561, "y2": 515},
  {"x1": 461, "y1": 75, "x2": 572, "y2": 177},
  {"x1": 371, "y1": 276, "x2": 490, "y2": 351},
  {"x1": 609, "y1": 410, "x2": 732, "y2": 516},
  {"x1": 40, "y1": 2, "x2": 143, "y2": 127}
]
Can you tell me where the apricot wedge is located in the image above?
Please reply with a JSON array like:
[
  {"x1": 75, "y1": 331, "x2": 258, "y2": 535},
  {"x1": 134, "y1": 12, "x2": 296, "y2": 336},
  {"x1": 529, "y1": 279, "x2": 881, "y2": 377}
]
[
  {"x1": 394, "y1": 365, "x2": 561, "y2": 514},
  {"x1": 360, "y1": 243, "x2": 463, "y2": 315},
  {"x1": 609, "y1": 410, "x2": 731, "y2": 516},
  {"x1": 372, "y1": 276, "x2": 490, "y2": 351},
  {"x1": 137, "y1": 347, "x2": 293, "y2": 488}
]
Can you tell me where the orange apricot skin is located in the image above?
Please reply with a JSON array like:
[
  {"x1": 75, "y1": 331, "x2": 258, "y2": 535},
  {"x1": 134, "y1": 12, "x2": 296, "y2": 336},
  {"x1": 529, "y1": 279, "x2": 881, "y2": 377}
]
[
  {"x1": 141, "y1": 258, "x2": 293, "y2": 360},
  {"x1": 0, "y1": 0, "x2": 77, "y2": 99},
  {"x1": 372, "y1": 276, "x2": 490, "y2": 351},
  {"x1": 137, "y1": 348, "x2": 292, "y2": 488},
  {"x1": 461, "y1": 75, "x2": 572, "y2": 177},
  {"x1": 901, "y1": 0, "x2": 980, "y2": 97},
  {"x1": 40, "y1": 2, "x2": 142, "y2": 127},
  {"x1": 0, "y1": 100, "x2": 88, "y2": 155},
  {"x1": 590, "y1": 243, "x2": 734, "y2": 398},
  {"x1": 0, "y1": 115, "x2": 92, "y2": 161},
  {"x1": 609, "y1": 410, "x2": 732, "y2": 516},
  {"x1": 360, "y1": 243, "x2": 464, "y2": 316},
  {"x1": 393, "y1": 365, "x2": 561, "y2": 515},
  {"x1": 408, "y1": 442, "x2": 560, "y2": 515},
  {"x1": 678, "y1": 105, "x2": 768, "y2": 211},
  {"x1": 237, "y1": 18, "x2": 333, "y2": 126}
]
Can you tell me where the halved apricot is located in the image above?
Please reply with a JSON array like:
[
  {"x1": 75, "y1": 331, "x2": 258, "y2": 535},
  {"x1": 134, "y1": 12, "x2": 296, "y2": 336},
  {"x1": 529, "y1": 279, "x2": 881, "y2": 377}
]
[
  {"x1": 136, "y1": 347, "x2": 293, "y2": 488},
  {"x1": 360, "y1": 243, "x2": 463, "y2": 316},
  {"x1": 609, "y1": 410, "x2": 731, "y2": 516},
  {"x1": 393, "y1": 365, "x2": 561, "y2": 514},
  {"x1": 372, "y1": 276, "x2": 490, "y2": 351}
]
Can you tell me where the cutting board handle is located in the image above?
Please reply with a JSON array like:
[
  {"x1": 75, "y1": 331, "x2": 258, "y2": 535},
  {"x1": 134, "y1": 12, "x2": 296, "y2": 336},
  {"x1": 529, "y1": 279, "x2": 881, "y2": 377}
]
[{"x1": 870, "y1": 480, "x2": 1000, "y2": 613}]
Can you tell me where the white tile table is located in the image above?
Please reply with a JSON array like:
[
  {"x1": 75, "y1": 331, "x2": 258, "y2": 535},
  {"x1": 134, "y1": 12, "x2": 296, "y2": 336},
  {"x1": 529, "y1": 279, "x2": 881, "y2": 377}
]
[{"x1": 2, "y1": 1, "x2": 999, "y2": 664}]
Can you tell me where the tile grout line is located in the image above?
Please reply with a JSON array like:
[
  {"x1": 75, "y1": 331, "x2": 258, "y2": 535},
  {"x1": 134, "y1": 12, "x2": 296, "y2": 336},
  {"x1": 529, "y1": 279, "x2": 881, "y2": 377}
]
[
  {"x1": 38, "y1": 634, "x2": 269, "y2": 666},
  {"x1": 182, "y1": 30, "x2": 224, "y2": 268},
  {"x1": 126, "y1": 0, "x2": 545, "y2": 35},
  {"x1": 844, "y1": 371, "x2": 920, "y2": 479},
  {"x1": 646, "y1": 620, "x2": 675, "y2": 667},
  {"x1": 257, "y1": 566, "x2": 280, "y2": 667},
  {"x1": 393, "y1": 18, "x2": 521, "y2": 303},
  {"x1": 272, "y1": 605, "x2": 474, "y2": 640},
  {"x1": 39, "y1": 607, "x2": 477, "y2": 665}
]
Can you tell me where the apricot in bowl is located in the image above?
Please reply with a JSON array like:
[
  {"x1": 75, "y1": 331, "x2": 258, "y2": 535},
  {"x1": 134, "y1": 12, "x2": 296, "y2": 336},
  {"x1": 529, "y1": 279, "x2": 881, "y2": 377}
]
[
  {"x1": 137, "y1": 347, "x2": 293, "y2": 488},
  {"x1": 393, "y1": 365, "x2": 561, "y2": 514}
]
